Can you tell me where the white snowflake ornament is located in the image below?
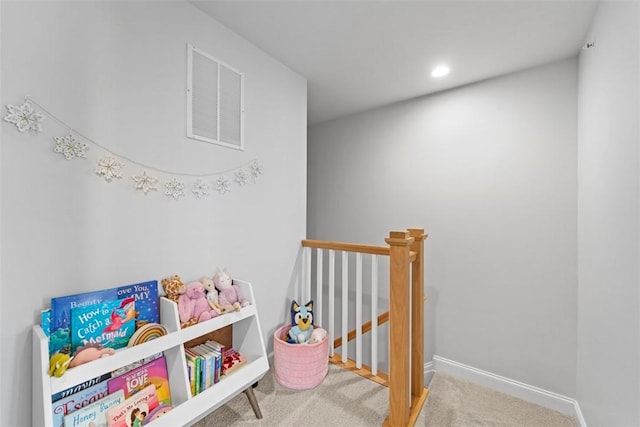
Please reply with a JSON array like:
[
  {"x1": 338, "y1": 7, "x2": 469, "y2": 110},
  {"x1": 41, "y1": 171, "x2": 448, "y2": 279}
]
[
  {"x1": 249, "y1": 161, "x2": 263, "y2": 179},
  {"x1": 54, "y1": 134, "x2": 88, "y2": 160},
  {"x1": 192, "y1": 179, "x2": 210, "y2": 198},
  {"x1": 4, "y1": 100, "x2": 45, "y2": 133},
  {"x1": 132, "y1": 171, "x2": 158, "y2": 194},
  {"x1": 164, "y1": 178, "x2": 185, "y2": 200},
  {"x1": 96, "y1": 156, "x2": 124, "y2": 182},
  {"x1": 216, "y1": 176, "x2": 231, "y2": 194},
  {"x1": 235, "y1": 169, "x2": 249, "y2": 187}
]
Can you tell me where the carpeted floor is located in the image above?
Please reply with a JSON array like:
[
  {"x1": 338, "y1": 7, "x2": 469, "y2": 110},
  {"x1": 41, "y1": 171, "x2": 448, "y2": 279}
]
[
  {"x1": 193, "y1": 364, "x2": 576, "y2": 427},
  {"x1": 193, "y1": 363, "x2": 402, "y2": 426},
  {"x1": 424, "y1": 372, "x2": 576, "y2": 427}
]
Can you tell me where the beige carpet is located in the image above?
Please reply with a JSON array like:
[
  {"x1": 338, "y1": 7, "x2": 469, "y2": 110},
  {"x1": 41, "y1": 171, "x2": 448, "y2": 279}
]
[
  {"x1": 193, "y1": 363, "x2": 401, "y2": 426},
  {"x1": 193, "y1": 365, "x2": 576, "y2": 427},
  {"x1": 424, "y1": 372, "x2": 577, "y2": 427}
]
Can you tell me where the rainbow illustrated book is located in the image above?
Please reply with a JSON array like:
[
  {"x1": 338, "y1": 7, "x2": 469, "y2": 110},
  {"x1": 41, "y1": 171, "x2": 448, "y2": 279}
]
[
  {"x1": 106, "y1": 384, "x2": 159, "y2": 427},
  {"x1": 48, "y1": 280, "x2": 160, "y2": 355},
  {"x1": 51, "y1": 381, "x2": 109, "y2": 427},
  {"x1": 107, "y1": 355, "x2": 172, "y2": 406},
  {"x1": 63, "y1": 389, "x2": 125, "y2": 427},
  {"x1": 70, "y1": 298, "x2": 136, "y2": 353}
]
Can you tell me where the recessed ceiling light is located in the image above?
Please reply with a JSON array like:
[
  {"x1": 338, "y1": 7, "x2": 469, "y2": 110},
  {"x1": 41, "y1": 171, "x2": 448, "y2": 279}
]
[{"x1": 431, "y1": 66, "x2": 450, "y2": 78}]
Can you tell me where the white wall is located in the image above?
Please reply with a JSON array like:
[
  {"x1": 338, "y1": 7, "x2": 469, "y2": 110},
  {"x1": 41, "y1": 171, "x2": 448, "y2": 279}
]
[
  {"x1": 0, "y1": 2, "x2": 306, "y2": 426},
  {"x1": 576, "y1": 2, "x2": 640, "y2": 426},
  {"x1": 308, "y1": 58, "x2": 578, "y2": 397}
]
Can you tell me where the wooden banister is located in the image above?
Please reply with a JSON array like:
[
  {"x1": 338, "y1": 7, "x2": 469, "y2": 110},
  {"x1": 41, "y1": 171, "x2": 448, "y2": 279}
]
[
  {"x1": 302, "y1": 239, "x2": 390, "y2": 255},
  {"x1": 302, "y1": 228, "x2": 428, "y2": 427},
  {"x1": 302, "y1": 239, "x2": 417, "y2": 261}
]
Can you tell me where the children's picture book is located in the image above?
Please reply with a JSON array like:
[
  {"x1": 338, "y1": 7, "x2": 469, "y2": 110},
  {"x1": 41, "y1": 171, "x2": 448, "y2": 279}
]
[
  {"x1": 52, "y1": 373, "x2": 112, "y2": 403},
  {"x1": 49, "y1": 280, "x2": 160, "y2": 355},
  {"x1": 186, "y1": 347, "x2": 207, "y2": 392},
  {"x1": 197, "y1": 342, "x2": 223, "y2": 385},
  {"x1": 222, "y1": 348, "x2": 247, "y2": 376},
  {"x1": 51, "y1": 381, "x2": 109, "y2": 427},
  {"x1": 70, "y1": 298, "x2": 136, "y2": 353},
  {"x1": 184, "y1": 348, "x2": 200, "y2": 396},
  {"x1": 41, "y1": 309, "x2": 51, "y2": 338},
  {"x1": 50, "y1": 289, "x2": 117, "y2": 355},
  {"x1": 110, "y1": 353, "x2": 162, "y2": 378},
  {"x1": 107, "y1": 355, "x2": 172, "y2": 406},
  {"x1": 63, "y1": 389, "x2": 125, "y2": 427},
  {"x1": 115, "y1": 280, "x2": 160, "y2": 327},
  {"x1": 106, "y1": 384, "x2": 159, "y2": 427}
]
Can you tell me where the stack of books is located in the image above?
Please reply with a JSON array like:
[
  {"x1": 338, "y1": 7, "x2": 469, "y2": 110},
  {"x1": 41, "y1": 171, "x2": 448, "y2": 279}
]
[{"x1": 184, "y1": 340, "x2": 246, "y2": 396}]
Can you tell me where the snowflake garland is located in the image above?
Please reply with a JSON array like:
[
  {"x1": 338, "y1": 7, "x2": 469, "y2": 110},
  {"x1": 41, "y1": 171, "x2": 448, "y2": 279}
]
[
  {"x1": 3, "y1": 100, "x2": 45, "y2": 133},
  {"x1": 96, "y1": 156, "x2": 125, "y2": 182},
  {"x1": 164, "y1": 178, "x2": 185, "y2": 200},
  {"x1": 54, "y1": 134, "x2": 88, "y2": 160},
  {"x1": 132, "y1": 171, "x2": 158, "y2": 194},
  {"x1": 4, "y1": 97, "x2": 264, "y2": 200}
]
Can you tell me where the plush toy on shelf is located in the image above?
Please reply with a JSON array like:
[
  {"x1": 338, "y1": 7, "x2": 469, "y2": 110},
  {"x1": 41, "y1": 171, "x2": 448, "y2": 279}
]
[
  {"x1": 178, "y1": 282, "x2": 220, "y2": 325},
  {"x1": 200, "y1": 276, "x2": 226, "y2": 316},
  {"x1": 161, "y1": 274, "x2": 186, "y2": 303},
  {"x1": 68, "y1": 343, "x2": 115, "y2": 369},
  {"x1": 213, "y1": 269, "x2": 250, "y2": 312},
  {"x1": 287, "y1": 300, "x2": 314, "y2": 344},
  {"x1": 48, "y1": 352, "x2": 72, "y2": 377}
]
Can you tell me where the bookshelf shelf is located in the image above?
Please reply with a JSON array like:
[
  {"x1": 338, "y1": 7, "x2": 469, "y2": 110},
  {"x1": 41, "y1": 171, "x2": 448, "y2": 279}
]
[{"x1": 33, "y1": 280, "x2": 269, "y2": 427}]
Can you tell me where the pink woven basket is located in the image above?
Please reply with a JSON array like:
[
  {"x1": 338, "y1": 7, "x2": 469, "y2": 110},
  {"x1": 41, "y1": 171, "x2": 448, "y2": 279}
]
[{"x1": 273, "y1": 324, "x2": 329, "y2": 390}]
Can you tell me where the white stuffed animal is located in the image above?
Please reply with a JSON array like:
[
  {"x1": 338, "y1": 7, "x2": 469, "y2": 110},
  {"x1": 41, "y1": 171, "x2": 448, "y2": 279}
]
[
  {"x1": 309, "y1": 327, "x2": 327, "y2": 344},
  {"x1": 200, "y1": 276, "x2": 225, "y2": 315}
]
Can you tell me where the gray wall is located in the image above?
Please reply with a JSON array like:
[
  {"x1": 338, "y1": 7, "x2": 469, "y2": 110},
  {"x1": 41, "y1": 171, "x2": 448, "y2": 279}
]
[
  {"x1": 0, "y1": 2, "x2": 306, "y2": 426},
  {"x1": 308, "y1": 58, "x2": 579, "y2": 397},
  {"x1": 577, "y1": 2, "x2": 640, "y2": 426}
]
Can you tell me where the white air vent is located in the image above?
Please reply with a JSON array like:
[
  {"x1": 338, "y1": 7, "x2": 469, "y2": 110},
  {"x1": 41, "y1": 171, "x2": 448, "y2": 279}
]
[{"x1": 187, "y1": 44, "x2": 244, "y2": 150}]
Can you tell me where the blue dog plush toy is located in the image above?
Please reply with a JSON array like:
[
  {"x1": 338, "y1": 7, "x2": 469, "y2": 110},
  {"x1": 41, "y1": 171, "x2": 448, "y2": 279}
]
[{"x1": 288, "y1": 300, "x2": 314, "y2": 344}]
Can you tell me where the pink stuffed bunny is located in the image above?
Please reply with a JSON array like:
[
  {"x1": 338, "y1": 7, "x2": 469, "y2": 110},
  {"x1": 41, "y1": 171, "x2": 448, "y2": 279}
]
[
  {"x1": 178, "y1": 282, "x2": 219, "y2": 323},
  {"x1": 213, "y1": 269, "x2": 250, "y2": 312}
]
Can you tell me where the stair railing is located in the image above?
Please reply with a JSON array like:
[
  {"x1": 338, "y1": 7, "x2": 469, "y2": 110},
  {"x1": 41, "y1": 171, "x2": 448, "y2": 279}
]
[{"x1": 301, "y1": 228, "x2": 428, "y2": 427}]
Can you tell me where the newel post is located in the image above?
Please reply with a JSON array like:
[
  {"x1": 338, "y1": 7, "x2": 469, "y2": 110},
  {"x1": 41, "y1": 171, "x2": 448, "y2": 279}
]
[
  {"x1": 408, "y1": 228, "x2": 427, "y2": 398},
  {"x1": 385, "y1": 230, "x2": 415, "y2": 427}
]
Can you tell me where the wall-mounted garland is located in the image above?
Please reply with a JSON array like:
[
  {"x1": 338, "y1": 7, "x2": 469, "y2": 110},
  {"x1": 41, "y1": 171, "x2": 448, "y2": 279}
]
[{"x1": 3, "y1": 97, "x2": 263, "y2": 201}]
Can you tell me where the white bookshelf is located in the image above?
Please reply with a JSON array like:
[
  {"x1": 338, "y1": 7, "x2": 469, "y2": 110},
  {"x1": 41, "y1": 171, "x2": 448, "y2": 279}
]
[{"x1": 33, "y1": 280, "x2": 269, "y2": 426}]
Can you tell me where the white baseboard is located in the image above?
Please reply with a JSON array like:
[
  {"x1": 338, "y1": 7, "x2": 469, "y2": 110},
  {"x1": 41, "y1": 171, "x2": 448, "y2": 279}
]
[{"x1": 431, "y1": 355, "x2": 586, "y2": 427}]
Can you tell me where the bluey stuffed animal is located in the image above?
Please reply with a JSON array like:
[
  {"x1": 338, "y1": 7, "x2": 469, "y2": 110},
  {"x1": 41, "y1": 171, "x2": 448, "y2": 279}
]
[{"x1": 288, "y1": 300, "x2": 314, "y2": 344}]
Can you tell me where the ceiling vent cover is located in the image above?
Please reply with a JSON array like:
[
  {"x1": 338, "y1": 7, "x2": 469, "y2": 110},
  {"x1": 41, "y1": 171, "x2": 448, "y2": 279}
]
[{"x1": 187, "y1": 44, "x2": 244, "y2": 150}]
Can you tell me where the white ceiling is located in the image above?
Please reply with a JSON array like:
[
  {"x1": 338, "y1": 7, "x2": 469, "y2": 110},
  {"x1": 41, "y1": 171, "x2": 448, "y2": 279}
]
[{"x1": 190, "y1": 1, "x2": 598, "y2": 126}]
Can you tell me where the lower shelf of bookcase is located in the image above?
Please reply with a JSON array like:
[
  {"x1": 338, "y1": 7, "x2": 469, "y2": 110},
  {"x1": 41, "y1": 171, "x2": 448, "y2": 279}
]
[{"x1": 150, "y1": 356, "x2": 270, "y2": 426}]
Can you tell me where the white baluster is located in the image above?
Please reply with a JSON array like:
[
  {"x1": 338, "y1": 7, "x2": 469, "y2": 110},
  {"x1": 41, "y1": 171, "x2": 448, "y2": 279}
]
[
  {"x1": 356, "y1": 252, "x2": 363, "y2": 369},
  {"x1": 342, "y1": 251, "x2": 348, "y2": 363},
  {"x1": 329, "y1": 249, "x2": 335, "y2": 357},
  {"x1": 304, "y1": 246, "x2": 312, "y2": 303},
  {"x1": 316, "y1": 249, "x2": 323, "y2": 328},
  {"x1": 371, "y1": 254, "x2": 378, "y2": 376}
]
